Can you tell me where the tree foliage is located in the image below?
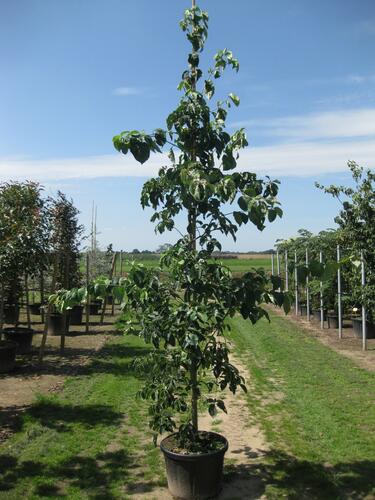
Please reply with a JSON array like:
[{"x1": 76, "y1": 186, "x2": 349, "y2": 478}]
[
  {"x1": 113, "y1": 5, "x2": 288, "y2": 448},
  {"x1": 317, "y1": 161, "x2": 375, "y2": 321},
  {"x1": 0, "y1": 181, "x2": 49, "y2": 308},
  {"x1": 49, "y1": 192, "x2": 84, "y2": 290}
]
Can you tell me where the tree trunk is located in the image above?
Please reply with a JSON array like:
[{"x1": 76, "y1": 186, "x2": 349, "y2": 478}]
[
  {"x1": 189, "y1": 0, "x2": 198, "y2": 434},
  {"x1": 190, "y1": 358, "x2": 199, "y2": 433}
]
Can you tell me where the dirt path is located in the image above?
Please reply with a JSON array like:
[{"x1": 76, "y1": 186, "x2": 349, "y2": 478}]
[
  {"x1": 127, "y1": 350, "x2": 270, "y2": 500},
  {"x1": 270, "y1": 307, "x2": 375, "y2": 372}
]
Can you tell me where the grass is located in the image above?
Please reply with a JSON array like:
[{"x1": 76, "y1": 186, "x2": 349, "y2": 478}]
[
  {"x1": 228, "y1": 311, "x2": 375, "y2": 498},
  {"x1": 0, "y1": 335, "x2": 165, "y2": 499},
  {"x1": 2, "y1": 308, "x2": 373, "y2": 498}
]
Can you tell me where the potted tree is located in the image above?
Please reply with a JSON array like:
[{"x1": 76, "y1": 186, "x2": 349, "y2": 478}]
[
  {"x1": 318, "y1": 163, "x2": 375, "y2": 339},
  {"x1": 48, "y1": 192, "x2": 84, "y2": 333},
  {"x1": 0, "y1": 182, "x2": 49, "y2": 359},
  {"x1": 113, "y1": 4, "x2": 288, "y2": 498}
]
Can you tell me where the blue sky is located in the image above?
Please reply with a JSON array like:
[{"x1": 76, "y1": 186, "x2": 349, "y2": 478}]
[{"x1": 1, "y1": 0, "x2": 374, "y2": 251}]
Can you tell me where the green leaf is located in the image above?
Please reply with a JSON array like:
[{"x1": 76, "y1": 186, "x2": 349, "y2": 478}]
[
  {"x1": 204, "y1": 80, "x2": 215, "y2": 99},
  {"x1": 229, "y1": 93, "x2": 240, "y2": 106},
  {"x1": 222, "y1": 152, "x2": 236, "y2": 171},
  {"x1": 238, "y1": 196, "x2": 248, "y2": 211},
  {"x1": 268, "y1": 208, "x2": 277, "y2": 223}
]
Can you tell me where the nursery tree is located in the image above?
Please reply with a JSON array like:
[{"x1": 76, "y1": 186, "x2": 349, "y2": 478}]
[
  {"x1": 114, "y1": 5, "x2": 287, "y2": 447},
  {"x1": 50, "y1": 192, "x2": 84, "y2": 290},
  {"x1": 0, "y1": 182, "x2": 49, "y2": 323},
  {"x1": 317, "y1": 161, "x2": 375, "y2": 322}
]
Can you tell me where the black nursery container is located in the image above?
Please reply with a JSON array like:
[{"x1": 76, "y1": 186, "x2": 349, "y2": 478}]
[
  {"x1": 160, "y1": 432, "x2": 228, "y2": 500},
  {"x1": 47, "y1": 313, "x2": 70, "y2": 336},
  {"x1": 69, "y1": 305, "x2": 84, "y2": 326},
  {"x1": 327, "y1": 313, "x2": 339, "y2": 329},
  {"x1": 3, "y1": 327, "x2": 34, "y2": 354},
  {"x1": 0, "y1": 340, "x2": 17, "y2": 373},
  {"x1": 352, "y1": 317, "x2": 375, "y2": 339}
]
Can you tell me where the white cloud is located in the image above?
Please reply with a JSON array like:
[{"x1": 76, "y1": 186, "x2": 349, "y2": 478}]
[
  {"x1": 238, "y1": 139, "x2": 375, "y2": 176},
  {"x1": 232, "y1": 108, "x2": 375, "y2": 141},
  {"x1": 2, "y1": 108, "x2": 374, "y2": 181},
  {"x1": 0, "y1": 153, "x2": 164, "y2": 181},
  {"x1": 1, "y1": 138, "x2": 374, "y2": 181},
  {"x1": 112, "y1": 86, "x2": 141, "y2": 96}
]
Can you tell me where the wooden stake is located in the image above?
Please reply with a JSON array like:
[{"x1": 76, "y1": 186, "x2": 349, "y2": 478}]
[
  {"x1": 0, "y1": 283, "x2": 4, "y2": 340},
  {"x1": 284, "y1": 250, "x2": 289, "y2": 292},
  {"x1": 60, "y1": 251, "x2": 70, "y2": 353},
  {"x1": 86, "y1": 252, "x2": 90, "y2": 334},
  {"x1": 337, "y1": 245, "x2": 342, "y2": 339},
  {"x1": 361, "y1": 251, "x2": 367, "y2": 351},
  {"x1": 120, "y1": 250, "x2": 123, "y2": 277},
  {"x1": 306, "y1": 248, "x2": 310, "y2": 321},
  {"x1": 25, "y1": 274, "x2": 31, "y2": 329},
  {"x1": 294, "y1": 251, "x2": 299, "y2": 315},
  {"x1": 39, "y1": 254, "x2": 58, "y2": 363},
  {"x1": 320, "y1": 251, "x2": 324, "y2": 329},
  {"x1": 100, "y1": 253, "x2": 117, "y2": 325},
  {"x1": 40, "y1": 271, "x2": 45, "y2": 324}
]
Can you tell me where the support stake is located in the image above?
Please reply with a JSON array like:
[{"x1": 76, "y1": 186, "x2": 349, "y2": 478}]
[
  {"x1": 337, "y1": 245, "x2": 342, "y2": 339},
  {"x1": 361, "y1": 251, "x2": 367, "y2": 351},
  {"x1": 320, "y1": 251, "x2": 324, "y2": 329}
]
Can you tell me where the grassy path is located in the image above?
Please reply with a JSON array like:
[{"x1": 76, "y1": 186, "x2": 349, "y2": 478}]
[
  {"x1": 0, "y1": 335, "x2": 165, "y2": 499},
  {"x1": 228, "y1": 311, "x2": 375, "y2": 499}
]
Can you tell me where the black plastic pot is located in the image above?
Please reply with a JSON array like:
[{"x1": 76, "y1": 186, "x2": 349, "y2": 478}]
[
  {"x1": 28, "y1": 302, "x2": 42, "y2": 316},
  {"x1": 160, "y1": 432, "x2": 228, "y2": 500},
  {"x1": 106, "y1": 296, "x2": 114, "y2": 306},
  {"x1": 327, "y1": 313, "x2": 339, "y2": 329},
  {"x1": 3, "y1": 304, "x2": 20, "y2": 325},
  {"x1": 300, "y1": 304, "x2": 307, "y2": 316},
  {"x1": 312, "y1": 309, "x2": 327, "y2": 322},
  {"x1": 3, "y1": 327, "x2": 34, "y2": 354},
  {"x1": 0, "y1": 340, "x2": 17, "y2": 373},
  {"x1": 87, "y1": 301, "x2": 102, "y2": 315},
  {"x1": 69, "y1": 305, "x2": 84, "y2": 325},
  {"x1": 47, "y1": 313, "x2": 70, "y2": 336},
  {"x1": 352, "y1": 317, "x2": 375, "y2": 339}
]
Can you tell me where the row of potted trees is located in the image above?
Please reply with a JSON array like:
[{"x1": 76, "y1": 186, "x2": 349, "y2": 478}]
[
  {"x1": 0, "y1": 185, "x2": 85, "y2": 372},
  {"x1": 276, "y1": 163, "x2": 375, "y2": 339}
]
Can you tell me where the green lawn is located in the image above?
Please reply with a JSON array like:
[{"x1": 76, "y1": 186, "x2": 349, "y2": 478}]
[
  {"x1": 0, "y1": 335, "x2": 165, "y2": 499},
  {"x1": 1, "y1": 310, "x2": 373, "y2": 499},
  {"x1": 228, "y1": 311, "x2": 375, "y2": 499}
]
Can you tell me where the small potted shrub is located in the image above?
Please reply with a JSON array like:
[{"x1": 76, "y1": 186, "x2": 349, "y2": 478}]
[
  {"x1": 0, "y1": 182, "x2": 49, "y2": 359},
  {"x1": 114, "y1": 4, "x2": 288, "y2": 498}
]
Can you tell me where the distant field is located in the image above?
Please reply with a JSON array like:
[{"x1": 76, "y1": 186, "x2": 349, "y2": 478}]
[{"x1": 116, "y1": 254, "x2": 271, "y2": 274}]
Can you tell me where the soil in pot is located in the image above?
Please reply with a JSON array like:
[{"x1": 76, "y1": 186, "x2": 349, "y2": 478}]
[
  {"x1": 160, "y1": 431, "x2": 228, "y2": 500},
  {"x1": 3, "y1": 327, "x2": 34, "y2": 354},
  {"x1": 28, "y1": 302, "x2": 42, "y2": 316},
  {"x1": 69, "y1": 305, "x2": 84, "y2": 326},
  {"x1": 3, "y1": 304, "x2": 20, "y2": 325},
  {"x1": 0, "y1": 340, "x2": 17, "y2": 373},
  {"x1": 47, "y1": 313, "x2": 70, "y2": 336},
  {"x1": 327, "y1": 313, "x2": 339, "y2": 329},
  {"x1": 87, "y1": 301, "x2": 102, "y2": 315},
  {"x1": 352, "y1": 317, "x2": 375, "y2": 339}
]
